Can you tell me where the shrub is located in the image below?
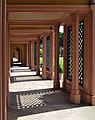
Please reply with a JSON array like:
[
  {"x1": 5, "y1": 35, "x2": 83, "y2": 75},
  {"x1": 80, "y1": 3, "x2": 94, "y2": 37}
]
[
  {"x1": 40, "y1": 49, "x2": 43, "y2": 56},
  {"x1": 59, "y1": 60, "x2": 63, "y2": 73}
]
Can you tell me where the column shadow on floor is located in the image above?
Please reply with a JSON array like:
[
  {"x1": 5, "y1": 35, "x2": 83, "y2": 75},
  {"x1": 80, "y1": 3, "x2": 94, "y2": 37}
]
[
  {"x1": 10, "y1": 75, "x2": 45, "y2": 83},
  {"x1": 8, "y1": 88, "x2": 88, "y2": 120}
]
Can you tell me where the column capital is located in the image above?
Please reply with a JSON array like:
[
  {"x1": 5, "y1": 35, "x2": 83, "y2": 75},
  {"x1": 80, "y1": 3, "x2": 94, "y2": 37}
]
[
  {"x1": 54, "y1": 24, "x2": 60, "y2": 32},
  {"x1": 71, "y1": 11, "x2": 80, "y2": 21},
  {"x1": 89, "y1": 0, "x2": 95, "y2": 5}
]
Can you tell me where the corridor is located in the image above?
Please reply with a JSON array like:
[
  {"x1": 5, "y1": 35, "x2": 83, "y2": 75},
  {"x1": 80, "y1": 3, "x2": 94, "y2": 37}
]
[{"x1": 8, "y1": 67, "x2": 95, "y2": 120}]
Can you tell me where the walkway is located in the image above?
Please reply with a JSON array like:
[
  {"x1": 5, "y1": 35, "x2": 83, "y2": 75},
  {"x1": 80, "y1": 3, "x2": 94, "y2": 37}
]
[{"x1": 8, "y1": 67, "x2": 95, "y2": 120}]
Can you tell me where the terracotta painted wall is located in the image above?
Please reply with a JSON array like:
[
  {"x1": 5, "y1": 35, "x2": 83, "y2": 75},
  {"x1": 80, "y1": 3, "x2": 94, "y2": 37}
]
[{"x1": 10, "y1": 44, "x2": 26, "y2": 66}]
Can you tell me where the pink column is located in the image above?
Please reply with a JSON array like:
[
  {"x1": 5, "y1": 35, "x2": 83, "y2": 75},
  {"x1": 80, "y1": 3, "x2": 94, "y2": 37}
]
[
  {"x1": 36, "y1": 38, "x2": 40, "y2": 75},
  {"x1": 28, "y1": 42, "x2": 31, "y2": 68},
  {"x1": 0, "y1": 0, "x2": 3, "y2": 119},
  {"x1": 26, "y1": 43, "x2": 29, "y2": 66},
  {"x1": 2, "y1": 0, "x2": 7, "y2": 119},
  {"x1": 53, "y1": 25, "x2": 60, "y2": 89},
  {"x1": 87, "y1": 8, "x2": 95, "y2": 105},
  {"x1": 6, "y1": 22, "x2": 10, "y2": 105},
  {"x1": 42, "y1": 33, "x2": 47, "y2": 79},
  {"x1": 63, "y1": 25, "x2": 67, "y2": 89},
  {"x1": 31, "y1": 41, "x2": 35, "y2": 70},
  {"x1": 70, "y1": 12, "x2": 80, "y2": 104},
  {"x1": 50, "y1": 31, "x2": 54, "y2": 79}
]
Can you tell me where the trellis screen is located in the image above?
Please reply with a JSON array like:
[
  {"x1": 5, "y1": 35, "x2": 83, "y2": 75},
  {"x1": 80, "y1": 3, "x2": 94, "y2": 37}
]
[
  {"x1": 67, "y1": 26, "x2": 72, "y2": 81},
  {"x1": 46, "y1": 36, "x2": 50, "y2": 71},
  {"x1": 78, "y1": 20, "x2": 84, "y2": 86}
]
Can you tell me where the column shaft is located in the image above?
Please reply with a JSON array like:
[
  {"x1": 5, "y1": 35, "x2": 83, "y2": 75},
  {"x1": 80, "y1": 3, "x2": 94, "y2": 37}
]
[
  {"x1": 6, "y1": 23, "x2": 10, "y2": 105},
  {"x1": 36, "y1": 38, "x2": 40, "y2": 75},
  {"x1": 28, "y1": 43, "x2": 31, "y2": 68},
  {"x1": 42, "y1": 33, "x2": 47, "y2": 79},
  {"x1": 63, "y1": 25, "x2": 67, "y2": 89},
  {"x1": 88, "y1": 9, "x2": 95, "y2": 105},
  {"x1": 2, "y1": 0, "x2": 7, "y2": 119},
  {"x1": 31, "y1": 41, "x2": 35, "y2": 70},
  {"x1": 26, "y1": 43, "x2": 29, "y2": 66},
  {"x1": 50, "y1": 31, "x2": 54, "y2": 79},
  {"x1": 70, "y1": 13, "x2": 80, "y2": 104},
  {"x1": 0, "y1": 0, "x2": 3, "y2": 119},
  {"x1": 53, "y1": 25, "x2": 60, "y2": 89}
]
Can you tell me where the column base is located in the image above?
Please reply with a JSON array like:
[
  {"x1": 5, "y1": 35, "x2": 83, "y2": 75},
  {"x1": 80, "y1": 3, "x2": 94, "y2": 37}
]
[
  {"x1": 7, "y1": 92, "x2": 10, "y2": 106},
  {"x1": 53, "y1": 81, "x2": 60, "y2": 90},
  {"x1": 36, "y1": 69, "x2": 40, "y2": 76},
  {"x1": 62, "y1": 81, "x2": 66, "y2": 90},
  {"x1": 42, "y1": 74, "x2": 47, "y2": 79},
  {"x1": 42, "y1": 70, "x2": 47, "y2": 79},
  {"x1": 70, "y1": 89, "x2": 81, "y2": 104},
  {"x1": 31, "y1": 65, "x2": 35, "y2": 71},
  {"x1": 91, "y1": 95, "x2": 95, "y2": 105}
]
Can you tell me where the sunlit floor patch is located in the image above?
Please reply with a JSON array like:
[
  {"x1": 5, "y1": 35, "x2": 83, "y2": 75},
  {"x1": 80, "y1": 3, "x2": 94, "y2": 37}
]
[{"x1": 17, "y1": 106, "x2": 95, "y2": 120}]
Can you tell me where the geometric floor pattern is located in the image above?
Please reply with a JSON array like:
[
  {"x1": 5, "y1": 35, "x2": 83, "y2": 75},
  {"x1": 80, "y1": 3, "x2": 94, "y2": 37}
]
[{"x1": 8, "y1": 67, "x2": 95, "y2": 120}]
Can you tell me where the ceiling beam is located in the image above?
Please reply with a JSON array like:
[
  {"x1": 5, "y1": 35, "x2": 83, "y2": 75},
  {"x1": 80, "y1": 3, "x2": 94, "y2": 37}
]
[
  {"x1": 9, "y1": 34, "x2": 41, "y2": 37},
  {"x1": 10, "y1": 41, "x2": 29, "y2": 44},
  {"x1": 7, "y1": 5, "x2": 89, "y2": 12},
  {"x1": 8, "y1": 20, "x2": 58, "y2": 25},
  {"x1": 10, "y1": 36, "x2": 37, "y2": 42},
  {"x1": 10, "y1": 28, "x2": 52, "y2": 34}
]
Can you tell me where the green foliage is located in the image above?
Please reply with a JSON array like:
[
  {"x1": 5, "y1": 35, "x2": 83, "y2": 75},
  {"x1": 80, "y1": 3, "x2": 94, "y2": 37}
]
[
  {"x1": 40, "y1": 57, "x2": 43, "y2": 68},
  {"x1": 40, "y1": 49, "x2": 43, "y2": 56},
  {"x1": 39, "y1": 57, "x2": 64, "y2": 72},
  {"x1": 59, "y1": 57, "x2": 63, "y2": 73},
  {"x1": 59, "y1": 32, "x2": 64, "y2": 48}
]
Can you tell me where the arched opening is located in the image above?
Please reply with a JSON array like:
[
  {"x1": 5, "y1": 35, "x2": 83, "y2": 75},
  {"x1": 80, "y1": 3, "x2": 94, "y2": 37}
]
[{"x1": 12, "y1": 47, "x2": 22, "y2": 66}]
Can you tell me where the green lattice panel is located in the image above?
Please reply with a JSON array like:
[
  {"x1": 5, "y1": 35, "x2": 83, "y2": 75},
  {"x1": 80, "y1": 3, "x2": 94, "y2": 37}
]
[
  {"x1": 67, "y1": 26, "x2": 72, "y2": 81},
  {"x1": 79, "y1": 20, "x2": 84, "y2": 86}
]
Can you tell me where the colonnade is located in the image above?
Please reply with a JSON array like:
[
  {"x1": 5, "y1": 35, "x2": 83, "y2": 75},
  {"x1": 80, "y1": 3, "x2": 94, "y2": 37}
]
[{"x1": 0, "y1": 0, "x2": 95, "y2": 119}]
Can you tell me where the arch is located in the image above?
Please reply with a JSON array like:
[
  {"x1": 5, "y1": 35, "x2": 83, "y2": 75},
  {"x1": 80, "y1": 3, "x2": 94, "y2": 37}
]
[{"x1": 13, "y1": 47, "x2": 21, "y2": 63}]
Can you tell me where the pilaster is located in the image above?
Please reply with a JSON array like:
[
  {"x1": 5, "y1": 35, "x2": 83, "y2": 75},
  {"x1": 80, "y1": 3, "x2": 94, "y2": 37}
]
[
  {"x1": 88, "y1": 8, "x2": 95, "y2": 105},
  {"x1": 50, "y1": 31, "x2": 54, "y2": 80},
  {"x1": 70, "y1": 12, "x2": 80, "y2": 104},
  {"x1": 36, "y1": 37, "x2": 40, "y2": 75},
  {"x1": 26, "y1": 43, "x2": 29, "y2": 66},
  {"x1": 63, "y1": 25, "x2": 67, "y2": 90},
  {"x1": 0, "y1": 0, "x2": 3, "y2": 119},
  {"x1": 53, "y1": 25, "x2": 60, "y2": 89},
  {"x1": 42, "y1": 33, "x2": 47, "y2": 79},
  {"x1": 31, "y1": 41, "x2": 35, "y2": 70},
  {"x1": 2, "y1": 0, "x2": 7, "y2": 119}
]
